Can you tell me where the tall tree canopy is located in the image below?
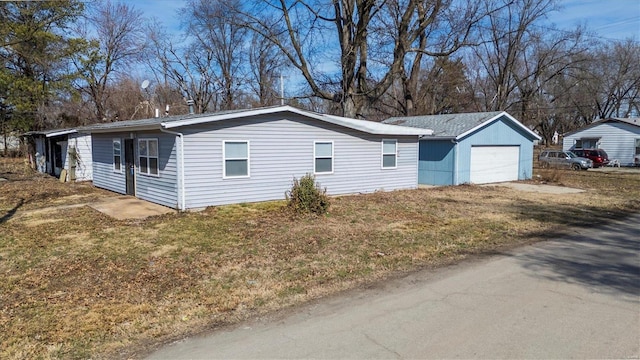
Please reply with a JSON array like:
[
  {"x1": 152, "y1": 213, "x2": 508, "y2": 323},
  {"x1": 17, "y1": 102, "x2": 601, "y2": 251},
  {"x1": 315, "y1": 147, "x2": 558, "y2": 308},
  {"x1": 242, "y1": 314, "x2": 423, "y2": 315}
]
[
  {"x1": 0, "y1": 0, "x2": 636, "y2": 139},
  {"x1": 0, "y1": 0, "x2": 85, "y2": 131},
  {"x1": 227, "y1": 0, "x2": 490, "y2": 118}
]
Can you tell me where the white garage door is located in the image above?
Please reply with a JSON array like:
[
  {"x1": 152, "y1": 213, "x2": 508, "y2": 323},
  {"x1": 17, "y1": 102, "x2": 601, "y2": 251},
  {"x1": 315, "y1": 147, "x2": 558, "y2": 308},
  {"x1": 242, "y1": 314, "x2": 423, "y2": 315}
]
[{"x1": 470, "y1": 146, "x2": 520, "y2": 184}]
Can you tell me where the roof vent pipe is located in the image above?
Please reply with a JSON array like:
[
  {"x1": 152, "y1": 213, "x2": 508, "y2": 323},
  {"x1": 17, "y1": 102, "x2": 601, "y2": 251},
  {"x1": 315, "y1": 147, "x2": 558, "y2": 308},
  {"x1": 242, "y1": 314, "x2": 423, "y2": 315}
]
[{"x1": 186, "y1": 99, "x2": 195, "y2": 115}]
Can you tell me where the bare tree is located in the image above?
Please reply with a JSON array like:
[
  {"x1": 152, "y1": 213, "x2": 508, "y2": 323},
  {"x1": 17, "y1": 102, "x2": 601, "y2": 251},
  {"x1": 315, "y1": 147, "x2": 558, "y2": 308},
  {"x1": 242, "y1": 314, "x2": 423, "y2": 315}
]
[
  {"x1": 183, "y1": 0, "x2": 248, "y2": 110},
  {"x1": 382, "y1": 0, "x2": 494, "y2": 116},
  {"x1": 472, "y1": 0, "x2": 561, "y2": 111},
  {"x1": 516, "y1": 30, "x2": 590, "y2": 142},
  {"x1": 73, "y1": 0, "x2": 147, "y2": 122},
  {"x1": 466, "y1": 0, "x2": 599, "y2": 144},
  {"x1": 586, "y1": 40, "x2": 640, "y2": 119},
  {"x1": 248, "y1": 33, "x2": 286, "y2": 106},
  {"x1": 415, "y1": 57, "x2": 476, "y2": 114},
  {"x1": 145, "y1": 20, "x2": 219, "y2": 114},
  {"x1": 228, "y1": 0, "x2": 489, "y2": 118},
  {"x1": 145, "y1": 0, "x2": 249, "y2": 114}
]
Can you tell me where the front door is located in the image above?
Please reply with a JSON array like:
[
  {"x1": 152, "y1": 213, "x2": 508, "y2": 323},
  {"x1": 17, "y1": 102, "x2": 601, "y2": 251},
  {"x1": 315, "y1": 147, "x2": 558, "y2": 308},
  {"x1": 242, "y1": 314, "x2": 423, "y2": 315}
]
[{"x1": 124, "y1": 139, "x2": 135, "y2": 195}]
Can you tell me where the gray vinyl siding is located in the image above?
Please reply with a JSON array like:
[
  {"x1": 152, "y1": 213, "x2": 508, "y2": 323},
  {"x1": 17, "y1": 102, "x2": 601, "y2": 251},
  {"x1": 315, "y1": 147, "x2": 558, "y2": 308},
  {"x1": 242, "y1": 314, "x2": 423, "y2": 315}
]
[
  {"x1": 91, "y1": 132, "x2": 178, "y2": 207},
  {"x1": 179, "y1": 113, "x2": 418, "y2": 208},
  {"x1": 563, "y1": 122, "x2": 640, "y2": 166},
  {"x1": 135, "y1": 131, "x2": 178, "y2": 208},
  {"x1": 92, "y1": 133, "x2": 126, "y2": 194}
]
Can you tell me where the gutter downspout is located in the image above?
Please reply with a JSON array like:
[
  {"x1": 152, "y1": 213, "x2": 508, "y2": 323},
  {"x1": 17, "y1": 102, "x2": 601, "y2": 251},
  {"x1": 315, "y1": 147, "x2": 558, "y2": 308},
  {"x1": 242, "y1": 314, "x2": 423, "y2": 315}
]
[
  {"x1": 451, "y1": 138, "x2": 459, "y2": 185},
  {"x1": 160, "y1": 127, "x2": 186, "y2": 211}
]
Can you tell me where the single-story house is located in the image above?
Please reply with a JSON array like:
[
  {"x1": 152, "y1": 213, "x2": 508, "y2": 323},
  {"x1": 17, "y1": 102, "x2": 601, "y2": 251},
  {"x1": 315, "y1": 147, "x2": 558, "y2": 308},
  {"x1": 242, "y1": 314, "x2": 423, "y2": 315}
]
[
  {"x1": 22, "y1": 128, "x2": 93, "y2": 181},
  {"x1": 79, "y1": 105, "x2": 433, "y2": 210},
  {"x1": 383, "y1": 111, "x2": 541, "y2": 185},
  {"x1": 563, "y1": 117, "x2": 640, "y2": 166}
]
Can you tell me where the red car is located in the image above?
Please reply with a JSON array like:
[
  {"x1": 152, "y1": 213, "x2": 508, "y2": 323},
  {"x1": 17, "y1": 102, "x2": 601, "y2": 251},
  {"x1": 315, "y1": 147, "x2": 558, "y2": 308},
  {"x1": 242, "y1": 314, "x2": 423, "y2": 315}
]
[{"x1": 571, "y1": 149, "x2": 609, "y2": 168}]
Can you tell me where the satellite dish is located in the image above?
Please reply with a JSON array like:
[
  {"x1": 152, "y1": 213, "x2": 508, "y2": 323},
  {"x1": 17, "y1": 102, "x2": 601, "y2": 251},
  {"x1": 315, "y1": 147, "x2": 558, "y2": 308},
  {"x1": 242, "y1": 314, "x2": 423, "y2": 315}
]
[{"x1": 141, "y1": 79, "x2": 150, "y2": 89}]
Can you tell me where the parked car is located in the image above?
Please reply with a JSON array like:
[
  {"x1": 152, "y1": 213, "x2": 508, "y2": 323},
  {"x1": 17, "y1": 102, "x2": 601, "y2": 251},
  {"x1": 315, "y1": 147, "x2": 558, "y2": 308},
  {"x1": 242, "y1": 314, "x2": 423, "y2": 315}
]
[
  {"x1": 539, "y1": 150, "x2": 593, "y2": 170},
  {"x1": 571, "y1": 148, "x2": 609, "y2": 168}
]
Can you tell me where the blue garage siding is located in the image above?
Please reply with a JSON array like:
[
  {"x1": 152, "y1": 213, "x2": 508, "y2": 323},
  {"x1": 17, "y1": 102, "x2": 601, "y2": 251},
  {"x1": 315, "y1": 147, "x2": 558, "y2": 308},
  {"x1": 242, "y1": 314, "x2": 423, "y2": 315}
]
[
  {"x1": 418, "y1": 140, "x2": 455, "y2": 185},
  {"x1": 455, "y1": 117, "x2": 534, "y2": 184},
  {"x1": 417, "y1": 116, "x2": 536, "y2": 185},
  {"x1": 178, "y1": 113, "x2": 419, "y2": 208}
]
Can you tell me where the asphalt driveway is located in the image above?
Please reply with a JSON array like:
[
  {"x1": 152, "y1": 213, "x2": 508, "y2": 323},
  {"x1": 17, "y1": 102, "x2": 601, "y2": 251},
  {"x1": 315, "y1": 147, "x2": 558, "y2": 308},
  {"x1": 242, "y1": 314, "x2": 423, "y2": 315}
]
[{"x1": 146, "y1": 213, "x2": 640, "y2": 359}]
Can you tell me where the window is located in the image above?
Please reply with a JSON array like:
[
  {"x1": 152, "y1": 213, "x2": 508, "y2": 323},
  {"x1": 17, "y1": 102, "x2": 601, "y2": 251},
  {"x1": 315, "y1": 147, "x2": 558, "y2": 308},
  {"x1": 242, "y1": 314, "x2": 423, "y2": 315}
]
[
  {"x1": 576, "y1": 138, "x2": 599, "y2": 149},
  {"x1": 635, "y1": 139, "x2": 640, "y2": 156},
  {"x1": 224, "y1": 141, "x2": 249, "y2": 178},
  {"x1": 314, "y1": 141, "x2": 333, "y2": 174},
  {"x1": 113, "y1": 139, "x2": 121, "y2": 172},
  {"x1": 382, "y1": 139, "x2": 397, "y2": 168},
  {"x1": 138, "y1": 138, "x2": 159, "y2": 176}
]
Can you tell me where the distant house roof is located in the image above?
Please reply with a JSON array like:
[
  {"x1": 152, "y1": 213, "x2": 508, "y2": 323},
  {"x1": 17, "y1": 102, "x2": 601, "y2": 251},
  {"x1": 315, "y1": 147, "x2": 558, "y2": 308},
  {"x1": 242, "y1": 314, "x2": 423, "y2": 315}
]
[
  {"x1": 563, "y1": 117, "x2": 640, "y2": 136},
  {"x1": 383, "y1": 111, "x2": 541, "y2": 140},
  {"x1": 79, "y1": 105, "x2": 433, "y2": 136},
  {"x1": 613, "y1": 117, "x2": 640, "y2": 127}
]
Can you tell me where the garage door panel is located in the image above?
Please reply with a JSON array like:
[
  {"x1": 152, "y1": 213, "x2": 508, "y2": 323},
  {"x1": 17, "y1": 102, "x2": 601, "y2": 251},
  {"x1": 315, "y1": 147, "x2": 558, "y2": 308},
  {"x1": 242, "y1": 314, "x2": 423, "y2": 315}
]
[{"x1": 470, "y1": 146, "x2": 519, "y2": 184}]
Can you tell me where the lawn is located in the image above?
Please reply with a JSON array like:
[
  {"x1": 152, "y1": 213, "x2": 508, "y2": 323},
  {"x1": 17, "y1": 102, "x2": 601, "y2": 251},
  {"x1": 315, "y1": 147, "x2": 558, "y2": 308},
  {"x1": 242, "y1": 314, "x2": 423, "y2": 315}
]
[{"x1": 1, "y1": 157, "x2": 639, "y2": 359}]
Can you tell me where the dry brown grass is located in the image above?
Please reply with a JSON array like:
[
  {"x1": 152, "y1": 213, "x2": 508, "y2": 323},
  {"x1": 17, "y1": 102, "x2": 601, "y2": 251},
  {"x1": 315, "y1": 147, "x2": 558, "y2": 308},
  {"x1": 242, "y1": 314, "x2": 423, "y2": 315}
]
[{"x1": 1, "y1": 157, "x2": 639, "y2": 359}]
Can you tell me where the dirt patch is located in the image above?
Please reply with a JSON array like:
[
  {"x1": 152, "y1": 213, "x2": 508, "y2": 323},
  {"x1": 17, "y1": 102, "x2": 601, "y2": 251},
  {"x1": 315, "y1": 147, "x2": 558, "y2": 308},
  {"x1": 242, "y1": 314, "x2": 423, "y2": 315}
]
[
  {"x1": 89, "y1": 196, "x2": 175, "y2": 220},
  {"x1": 483, "y1": 182, "x2": 585, "y2": 194}
]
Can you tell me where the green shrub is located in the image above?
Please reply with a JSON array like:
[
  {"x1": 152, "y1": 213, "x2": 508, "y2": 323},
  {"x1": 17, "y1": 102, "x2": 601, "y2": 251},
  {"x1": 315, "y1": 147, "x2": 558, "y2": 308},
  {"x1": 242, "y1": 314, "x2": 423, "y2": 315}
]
[{"x1": 286, "y1": 174, "x2": 330, "y2": 215}]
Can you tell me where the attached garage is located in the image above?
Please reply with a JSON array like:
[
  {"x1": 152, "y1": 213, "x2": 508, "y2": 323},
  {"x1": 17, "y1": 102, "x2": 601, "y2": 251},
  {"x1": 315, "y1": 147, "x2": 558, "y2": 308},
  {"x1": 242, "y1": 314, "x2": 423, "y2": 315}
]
[{"x1": 384, "y1": 111, "x2": 541, "y2": 185}]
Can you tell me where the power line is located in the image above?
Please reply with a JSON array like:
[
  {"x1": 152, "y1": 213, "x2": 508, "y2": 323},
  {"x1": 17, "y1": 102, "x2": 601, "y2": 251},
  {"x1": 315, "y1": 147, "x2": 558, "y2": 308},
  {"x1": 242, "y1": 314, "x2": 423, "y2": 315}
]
[{"x1": 484, "y1": 12, "x2": 640, "y2": 44}]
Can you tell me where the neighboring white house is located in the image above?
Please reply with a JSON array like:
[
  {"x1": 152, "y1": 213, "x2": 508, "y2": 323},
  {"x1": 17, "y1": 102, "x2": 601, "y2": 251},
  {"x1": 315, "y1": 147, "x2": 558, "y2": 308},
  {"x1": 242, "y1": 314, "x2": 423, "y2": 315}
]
[
  {"x1": 23, "y1": 129, "x2": 93, "y2": 181},
  {"x1": 563, "y1": 117, "x2": 640, "y2": 166},
  {"x1": 80, "y1": 105, "x2": 433, "y2": 210}
]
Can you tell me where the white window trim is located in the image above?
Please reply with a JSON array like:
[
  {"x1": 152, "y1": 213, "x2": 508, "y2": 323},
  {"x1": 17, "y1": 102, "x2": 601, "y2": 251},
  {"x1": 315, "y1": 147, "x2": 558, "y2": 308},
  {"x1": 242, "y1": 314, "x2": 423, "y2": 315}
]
[
  {"x1": 112, "y1": 138, "x2": 122, "y2": 173},
  {"x1": 314, "y1": 140, "x2": 334, "y2": 174},
  {"x1": 138, "y1": 138, "x2": 160, "y2": 177},
  {"x1": 381, "y1": 139, "x2": 398, "y2": 169},
  {"x1": 223, "y1": 140, "x2": 250, "y2": 179}
]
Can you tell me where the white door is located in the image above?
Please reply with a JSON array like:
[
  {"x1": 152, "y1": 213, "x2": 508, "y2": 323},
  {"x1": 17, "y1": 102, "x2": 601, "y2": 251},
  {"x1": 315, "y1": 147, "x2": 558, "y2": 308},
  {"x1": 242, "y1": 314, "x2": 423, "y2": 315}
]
[{"x1": 470, "y1": 146, "x2": 520, "y2": 184}]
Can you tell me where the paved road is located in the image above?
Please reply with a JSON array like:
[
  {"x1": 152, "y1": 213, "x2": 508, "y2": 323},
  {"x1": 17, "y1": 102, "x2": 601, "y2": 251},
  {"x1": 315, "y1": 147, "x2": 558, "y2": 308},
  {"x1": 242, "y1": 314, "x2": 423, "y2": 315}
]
[{"x1": 147, "y1": 214, "x2": 640, "y2": 359}]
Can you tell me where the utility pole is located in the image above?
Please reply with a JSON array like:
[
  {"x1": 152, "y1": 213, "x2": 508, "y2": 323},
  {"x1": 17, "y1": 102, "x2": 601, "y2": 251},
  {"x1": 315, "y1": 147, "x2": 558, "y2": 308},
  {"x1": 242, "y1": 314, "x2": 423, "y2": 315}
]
[{"x1": 280, "y1": 74, "x2": 284, "y2": 105}]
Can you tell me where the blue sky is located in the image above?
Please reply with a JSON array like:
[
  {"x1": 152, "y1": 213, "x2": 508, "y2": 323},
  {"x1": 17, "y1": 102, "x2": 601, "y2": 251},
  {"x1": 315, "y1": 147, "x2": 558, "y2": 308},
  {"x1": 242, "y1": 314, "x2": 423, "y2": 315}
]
[
  {"x1": 129, "y1": 0, "x2": 640, "y2": 42},
  {"x1": 126, "y1": 0, "x2": 638, "y2": 94},
  {"x1": 548, "y1": 0, "x2": 640, "y2": 41}
]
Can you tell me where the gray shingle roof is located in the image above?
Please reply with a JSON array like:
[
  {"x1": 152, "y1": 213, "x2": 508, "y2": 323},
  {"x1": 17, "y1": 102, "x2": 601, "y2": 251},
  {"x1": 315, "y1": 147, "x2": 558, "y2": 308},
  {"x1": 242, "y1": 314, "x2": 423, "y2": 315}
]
[
  {"x1": 78, "y1": 107, "x2": 252, "y2": 132},
  {"x1": 563, "y1": 117, "x2": 640, "y2": 136},
  {"x1": 612, "y1": 117, "x2": 640, "y2": 127},
  {"x1": 383, "y1": 111, "x2": 504, "y2": 137},
  {"x1": 79, "y1": 105, "x2": 432, "y2": 136}
]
